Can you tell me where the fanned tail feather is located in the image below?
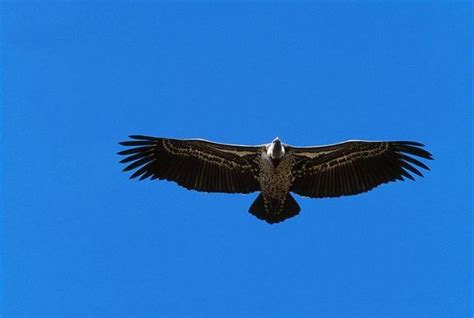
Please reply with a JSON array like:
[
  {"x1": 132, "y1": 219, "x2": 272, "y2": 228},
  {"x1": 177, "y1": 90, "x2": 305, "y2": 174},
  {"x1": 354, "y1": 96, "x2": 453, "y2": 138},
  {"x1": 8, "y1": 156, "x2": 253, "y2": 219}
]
[{"x1": 249, "y1": 193, "x2": 300, "y2": 224}]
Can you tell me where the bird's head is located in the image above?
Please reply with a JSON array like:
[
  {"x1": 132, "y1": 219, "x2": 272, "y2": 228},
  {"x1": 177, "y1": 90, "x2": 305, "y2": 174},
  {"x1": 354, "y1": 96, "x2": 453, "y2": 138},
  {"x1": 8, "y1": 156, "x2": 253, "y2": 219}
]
[{"x1": 267, "y1": 137, "x2": 285, "y2": 159}]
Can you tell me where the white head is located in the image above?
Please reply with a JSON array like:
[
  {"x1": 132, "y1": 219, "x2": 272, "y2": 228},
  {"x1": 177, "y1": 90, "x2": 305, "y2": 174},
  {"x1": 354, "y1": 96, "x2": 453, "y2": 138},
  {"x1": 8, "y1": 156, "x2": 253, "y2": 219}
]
[{"x1": 267, "y1": 137, "x2": 285, "y2": 159}]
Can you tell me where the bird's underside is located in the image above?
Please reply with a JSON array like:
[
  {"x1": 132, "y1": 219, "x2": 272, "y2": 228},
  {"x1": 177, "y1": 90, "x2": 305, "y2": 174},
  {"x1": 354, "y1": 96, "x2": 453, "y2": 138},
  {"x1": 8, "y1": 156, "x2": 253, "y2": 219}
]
[{"x1": 118, "y1": 135, "x2": 433, "y2": 224}]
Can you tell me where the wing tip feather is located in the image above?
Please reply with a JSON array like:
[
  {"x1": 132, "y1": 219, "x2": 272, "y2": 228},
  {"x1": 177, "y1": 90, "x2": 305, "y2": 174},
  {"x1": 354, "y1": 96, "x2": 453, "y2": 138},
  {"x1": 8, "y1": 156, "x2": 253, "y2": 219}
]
[{"x1": 129, "y1": 135, "x2": 158, "y2": 140}]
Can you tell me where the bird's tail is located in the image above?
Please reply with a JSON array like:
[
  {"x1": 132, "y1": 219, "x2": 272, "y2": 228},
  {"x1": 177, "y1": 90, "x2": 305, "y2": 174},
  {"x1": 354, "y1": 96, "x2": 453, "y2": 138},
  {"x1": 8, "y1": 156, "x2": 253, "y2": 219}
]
[{"x1": 249, "y1": 193, "x2": 300, "y2": 224}]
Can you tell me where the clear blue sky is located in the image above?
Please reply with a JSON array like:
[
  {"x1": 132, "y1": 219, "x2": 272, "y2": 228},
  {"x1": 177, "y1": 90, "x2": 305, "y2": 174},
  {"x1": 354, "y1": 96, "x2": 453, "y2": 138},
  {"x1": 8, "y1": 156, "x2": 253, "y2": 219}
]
[{"x1": 1, "y1": 2, "x2": 472, "y2": 317}]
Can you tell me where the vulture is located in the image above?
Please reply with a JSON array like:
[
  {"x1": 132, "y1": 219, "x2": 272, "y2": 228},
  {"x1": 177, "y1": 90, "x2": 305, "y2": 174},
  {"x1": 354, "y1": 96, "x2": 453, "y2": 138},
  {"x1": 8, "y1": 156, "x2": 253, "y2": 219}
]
[{"x1": 118, "y1": 136, "x2": 433, "y2": 224}]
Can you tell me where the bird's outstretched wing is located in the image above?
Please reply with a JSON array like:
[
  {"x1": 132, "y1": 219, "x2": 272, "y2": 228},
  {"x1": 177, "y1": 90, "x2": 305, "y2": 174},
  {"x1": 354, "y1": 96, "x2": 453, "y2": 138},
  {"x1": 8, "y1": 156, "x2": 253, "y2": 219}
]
[
  {"x1": 287, "y1": 141, "x2": 433, "y2": 198},
  {"x1": 118, "y1": 135, "x2": 262, "y2": 193}
]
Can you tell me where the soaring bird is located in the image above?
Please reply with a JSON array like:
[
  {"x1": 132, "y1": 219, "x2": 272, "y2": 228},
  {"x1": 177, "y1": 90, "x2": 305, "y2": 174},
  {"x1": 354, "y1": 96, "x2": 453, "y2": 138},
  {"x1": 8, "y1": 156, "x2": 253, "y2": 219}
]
[{"x1": 118, "y1": 136, "x2": 433, "y2": 224}]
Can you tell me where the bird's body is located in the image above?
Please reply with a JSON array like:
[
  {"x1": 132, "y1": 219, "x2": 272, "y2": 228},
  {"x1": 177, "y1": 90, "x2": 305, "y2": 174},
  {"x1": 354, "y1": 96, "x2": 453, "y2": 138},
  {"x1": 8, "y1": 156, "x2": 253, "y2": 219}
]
[
  {"x1": 118, "y1": 136, "x2": 433, "y2": 224},
  {"x1": 256, "y1": 149, "x2": 299, "y2": 222}
]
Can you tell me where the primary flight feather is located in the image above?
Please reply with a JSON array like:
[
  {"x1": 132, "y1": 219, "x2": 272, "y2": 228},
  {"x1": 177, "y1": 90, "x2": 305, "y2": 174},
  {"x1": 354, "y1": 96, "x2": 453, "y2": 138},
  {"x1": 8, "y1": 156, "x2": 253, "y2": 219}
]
[{"x1": 118, "y1": 136, "x2": 433, "y2": 224}]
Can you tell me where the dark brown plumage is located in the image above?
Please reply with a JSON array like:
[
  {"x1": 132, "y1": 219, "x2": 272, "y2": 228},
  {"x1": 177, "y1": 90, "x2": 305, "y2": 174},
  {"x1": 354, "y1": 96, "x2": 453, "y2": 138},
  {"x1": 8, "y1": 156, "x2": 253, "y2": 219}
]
[{"x1": 118, "y1": 136, "x2": 433, "y2": 224}]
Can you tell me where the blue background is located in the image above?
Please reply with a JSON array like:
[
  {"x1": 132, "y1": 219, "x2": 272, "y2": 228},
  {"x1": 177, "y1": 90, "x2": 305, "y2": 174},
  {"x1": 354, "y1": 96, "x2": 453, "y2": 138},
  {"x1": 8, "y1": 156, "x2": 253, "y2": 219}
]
[{"x1": 1, "y1": 2, "x2": 472, "y2": 317}]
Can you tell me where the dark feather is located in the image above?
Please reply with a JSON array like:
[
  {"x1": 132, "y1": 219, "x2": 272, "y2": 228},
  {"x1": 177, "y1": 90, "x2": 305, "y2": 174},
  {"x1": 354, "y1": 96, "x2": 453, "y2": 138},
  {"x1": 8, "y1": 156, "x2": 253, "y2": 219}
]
[
  {"x1": 118, "y1": 136, "x2": 261, "y2": 194},
  {"x1": 288, "y1": 140, "x2": 432, "y2": 198},
  {"x1": 119, "y1": 140, "x2": 155, "y2": 146},
  {"x1": 117, "y1": 146, "x2": 153, "y2": 156},
  {"x1": 129, "y1": 135, "x2": 158, "y2": 141}
]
